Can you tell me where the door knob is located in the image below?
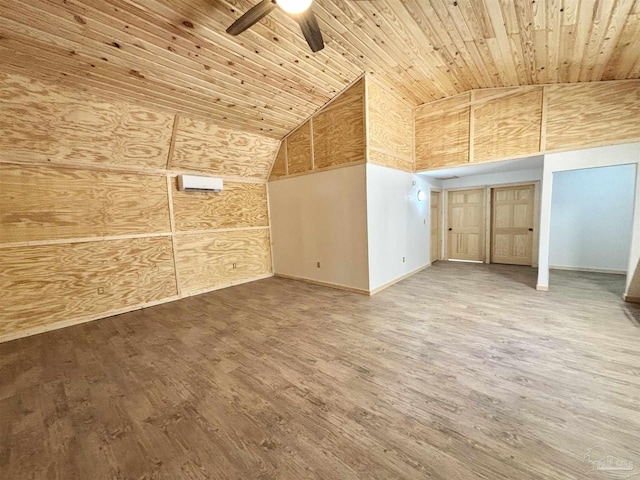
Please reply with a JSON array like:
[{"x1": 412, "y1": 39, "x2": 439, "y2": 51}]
[
  {"x1": 448, "y1": 228, "x2": 452, "y2": 231},
  {"x1": 528, "y1": 228, "x2": 533, "y2": 231}
]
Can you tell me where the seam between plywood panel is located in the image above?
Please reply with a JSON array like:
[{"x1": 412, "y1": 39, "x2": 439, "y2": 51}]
[
  {"x1": 364, "y1": 74, "x2": 370, "y2": 164},
  {"x1": 540, "y1": 86, "x2": 548, "y2": 152},
  {"x1": 0, "y1": 232, "x2": 173, "y2": 249},
  {"x1": 412, "y1": 102, "x2": 416, "y2": 172},
  {"x1": 166, "y1": 174, "x2": 182, "y2": 297},
  {"x1": 0, "y1": 159, "x2": 268, "y2": 184},
  {"x1": 165, "y1": 115, "x2": 179, "y2": 170},
  {"x1": 174, "y1": 226, "x2": 271, "y2": 236},
  {"x1": 469, "y1": 90, "x2": 475, "y2": 163},
  {"x1": 310, "y1": 117, "x2": 315, "y2": 171},
  {"x1": 284, "y1": 138, "x2": 289, "y2": 176}
]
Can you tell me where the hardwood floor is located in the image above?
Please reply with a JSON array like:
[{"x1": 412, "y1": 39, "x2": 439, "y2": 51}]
[{"x1": 1, "y1": 262, "x2": 639, "y2": 479}]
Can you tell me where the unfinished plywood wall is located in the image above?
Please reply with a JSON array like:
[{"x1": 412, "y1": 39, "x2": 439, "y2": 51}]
[
  {"x1": 0, "y1": 73, "x2": 276, "y2": 342},
  {"x1": 415, "y1": 80, "x2": 640, "y2": 171},
  {"x1": 415, "y1": 94, "x2": 471, "y2": 170},
  {"x1": 269, "y1": 78, "x2": 366, "y2": 180},
  {"x1": 367, "y1": 78, "x2": 414, "y2": 172},
  {"x1": 269, "y1": 76, "x2": 416, "y2": 180}
]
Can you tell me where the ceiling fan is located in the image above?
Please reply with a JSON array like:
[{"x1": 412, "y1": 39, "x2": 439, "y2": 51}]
[{"x1": 226, "y1": 0, "x2": 325, "y2": 53}]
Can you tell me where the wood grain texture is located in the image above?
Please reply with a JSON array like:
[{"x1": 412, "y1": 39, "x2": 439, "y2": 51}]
[
  {"x1": 367, "y1": 79, "x2": 413, "y2": 172},
  {"x1": 0, "y1": 237, "x2": 177, "y2": 336},
  {"x1": 0, "y1": 73, "x2": 173, "y2": 170},
  {"x1": 269, "y1": 141, "x2": 288, "y2": 179},
  {"x1": 545, "y1": 81, "x2": 640, "y2": 151},
  {"x1": 0, "y1": 164, "x2": 170, "y2": 244},
  {"x1": 415, "y1": 93, "x2": 471, "y2": 171},
  {"x1": 0, "y1": 263, "x2": 639, "y2": 478},
  {"x1": 312, "y1": 79, "x2": 365, "y2": 170},
  {"x1": 473, "y1": 87, "x2": 543, "y2": 162},
  {"x1": 368, "y1": 150, "x2": 414, "y2": 173},
  {"x1": 416, "y1": 81, "x2": 640, "y2": 170},
  {"x1": 1, "y1": 0, "x2": 638, "y2": 139},
  {"x1": 176, "y1": 228, "x2": 272, "y2": 294},
  {"x1": 170, "y1": 116, "x2": 280, "y2": 179},
  {"x1": 171, "y1": 179, "x2": 268, "y2": 232},
  {"x1": 286, "y1": 121, "x2": 313, "y2": 175}
]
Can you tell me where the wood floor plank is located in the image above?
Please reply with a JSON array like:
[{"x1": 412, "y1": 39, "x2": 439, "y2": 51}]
[{"x1": 0, "y1": 262, "x2": 639, "y2": 479}]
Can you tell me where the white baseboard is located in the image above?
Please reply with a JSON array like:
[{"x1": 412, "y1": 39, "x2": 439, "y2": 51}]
[
  {"x1": 274, "y1": 273, "x2": 369, "y2": 295},
  {"x1": 550, "y1": 265, "x2": 626, "y2": 275},
  {"x1": 536, "y1": 284, "x2": 549, "y2": 291},
  {"x1": 368, "y1": 265, "x2": 430, "y2": 296}
]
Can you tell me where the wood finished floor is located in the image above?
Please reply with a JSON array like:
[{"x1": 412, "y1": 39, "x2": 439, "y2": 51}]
[{"x1": 1, "y1": 262, "x2": 640, "y2": 480}]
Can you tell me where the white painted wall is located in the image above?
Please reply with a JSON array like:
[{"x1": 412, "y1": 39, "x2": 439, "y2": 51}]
[
  {"x1": 366, "y1": 164, "x2": 431, "y2": 291},
  {"x1": 549, "y1": 165, "x2": 636, "y2": 273},
  {"x1": 268, "y1": 164, "x2": 370, "y2": 291},
  {"x1": 537, "y1": 143, "x2": 640, "y2": 294},
  {"x1": 440, "y1": 168, "x2": 543, "y2": 190}
]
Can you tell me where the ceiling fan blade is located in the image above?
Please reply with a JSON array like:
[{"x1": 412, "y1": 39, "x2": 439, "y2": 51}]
[
  {"x1": 294, "y1": 8, "x2": 324, "y2": 52},
  {"x1": 226, "y1": 0, "x2": 277, "y2": 35}
]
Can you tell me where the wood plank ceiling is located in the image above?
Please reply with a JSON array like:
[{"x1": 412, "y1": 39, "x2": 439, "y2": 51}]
[{"x1": 1, "y1": 0, "x2": 639, "y2": 138}]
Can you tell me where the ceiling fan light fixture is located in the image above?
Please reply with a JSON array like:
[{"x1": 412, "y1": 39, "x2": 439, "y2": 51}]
[{"x1": 276, "y1": 0, "x2": 313, "y2": 14}]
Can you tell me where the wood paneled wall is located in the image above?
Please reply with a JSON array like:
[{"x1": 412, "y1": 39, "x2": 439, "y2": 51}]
[
  {"x1": 367, "y1": 78, "x2": 414, "y2": 172},
  {"x1": 269, "y1": 78, "x2": 366, "y2": 181},
  {"x1": 415, "y1": 80, "x2": 640, "y2": 171},
  {"x1": 269, "y1": 76, "x2": 416, "y2": 180},
  {"x1": 0, "y1": 74, "x2": 275, "y2": 342}
]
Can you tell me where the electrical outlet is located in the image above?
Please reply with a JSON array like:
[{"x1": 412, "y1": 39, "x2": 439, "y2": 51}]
[
  {"x1": 97, "y1": 287, "x2": 105, "y2": 294},
  {"x1": 232, "y1": 263, "x2": 237, "y2": 269},
  {"x1": 402, "y1": 257, "x2": 406, "y2": 263},
  {"x1": 317, "y1": 261, "x2": 321, "y2": 268}
]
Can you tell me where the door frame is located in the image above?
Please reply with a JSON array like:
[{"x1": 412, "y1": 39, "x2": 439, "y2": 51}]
[
  {"x1": 443, "y1": 181, "x2": 540, "y2": 266},
  {"x1": 430, "y1": 188, "x2": 443, "y2": 262}
]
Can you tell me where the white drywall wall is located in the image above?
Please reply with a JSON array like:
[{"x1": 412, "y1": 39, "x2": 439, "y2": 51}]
[
  {"x1": 537, "y1": 143, "x2": 640, "y2": 293},
  {"x1": 549, "y1": 165, "x2": 636, "y2": 273},
  {"x1": 366, "y1": 164, "x2": 431, "y2": 291},
  {"x1": 268, "y1": 164, "x2": 370, "y2": 291}
]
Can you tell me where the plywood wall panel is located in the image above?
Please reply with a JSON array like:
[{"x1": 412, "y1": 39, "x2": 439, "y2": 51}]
[
  {"x1": 176, "y1": 229, "x2": 272, "y2": 294},
  {"x1": 0, "y1": 237, "x2": 177, "y2": 336},
  {"x1": 367, "y1": 80, "x2": 413, "y2": 172},
  {"x1": 473, "y1": 87, "x2": 543, "y2": 162},
  {"x1": 0, "y1": 73, "x2": 173, "y2": 170},
  {"x1": 172, "y1": 180, "x2": 268, "y2": 231},
  {"x1": 545, "y1": 81, "x2": 640, "y2": 151},
  {"x1": 269, "y1": 141, "x2": 287, "y2": 179},
  {"x1": 0, "y1": 164, "x2": 170, "y2": 244},
  {"x1": 170, "y1": 116, "x2": 280, "y2": 179},
  {"x1": 415, "y1": 93, "x2": 471, "y2": 171},
  {"x1": 286, "y1": 121, "x2": 313, "y2": 175},
  {"x1": 313, "y1": 79, "x2": 365, "y2": 170},
  {"x1": 368, "y1": 150, "x2": 414, "y2": 172}
]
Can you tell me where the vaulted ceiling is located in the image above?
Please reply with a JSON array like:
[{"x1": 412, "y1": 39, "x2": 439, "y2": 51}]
[{"x1": 1, "y1": 0, "x2": 639, "y2": 138}]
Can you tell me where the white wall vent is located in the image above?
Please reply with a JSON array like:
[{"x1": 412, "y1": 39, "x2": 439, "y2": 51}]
[{"x1": 177, "y1": 175, "x2": 223, "y2": 193}]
